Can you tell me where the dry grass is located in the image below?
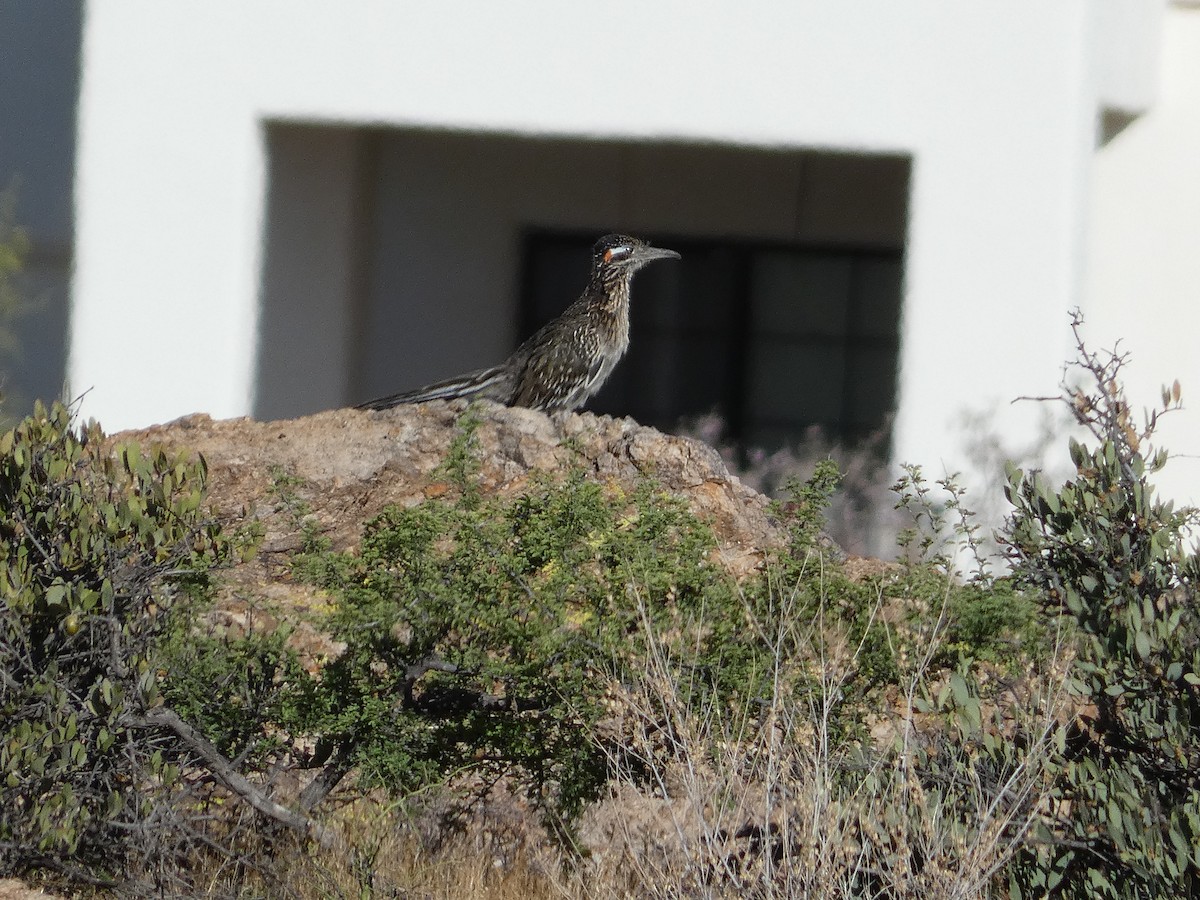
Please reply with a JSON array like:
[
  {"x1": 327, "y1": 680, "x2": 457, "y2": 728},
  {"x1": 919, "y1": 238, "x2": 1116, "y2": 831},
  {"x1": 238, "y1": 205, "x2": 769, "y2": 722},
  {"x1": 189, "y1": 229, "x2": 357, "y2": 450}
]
[
  {"x1": 566, "y1": 573, "x2": 1069, "y2": 899},
  {"x1": 163, "y1": 797, "x2": 572, "y2": 900}
]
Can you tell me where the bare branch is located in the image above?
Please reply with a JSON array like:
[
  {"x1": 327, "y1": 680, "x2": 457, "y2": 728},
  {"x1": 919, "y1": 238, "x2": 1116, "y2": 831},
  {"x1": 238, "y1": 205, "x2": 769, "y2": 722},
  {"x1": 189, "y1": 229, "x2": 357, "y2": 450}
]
[{"x1": 136, "y1": 707, "x2": 335, "y2": 848}]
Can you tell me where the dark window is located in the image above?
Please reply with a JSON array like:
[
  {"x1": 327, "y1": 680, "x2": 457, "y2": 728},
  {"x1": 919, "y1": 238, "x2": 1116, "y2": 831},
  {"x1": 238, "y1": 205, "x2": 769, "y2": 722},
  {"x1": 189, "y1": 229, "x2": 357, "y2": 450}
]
[{"x1": 520, "y1": 232, "x2": 902, "y2": 452}]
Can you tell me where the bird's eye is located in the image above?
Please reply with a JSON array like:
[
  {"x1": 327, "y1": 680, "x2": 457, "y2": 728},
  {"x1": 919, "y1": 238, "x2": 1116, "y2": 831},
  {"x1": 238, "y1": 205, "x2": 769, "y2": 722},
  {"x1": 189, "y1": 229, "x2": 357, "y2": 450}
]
[{"x1": 603, "y1": 246, "x2": 632, "y2": 263}]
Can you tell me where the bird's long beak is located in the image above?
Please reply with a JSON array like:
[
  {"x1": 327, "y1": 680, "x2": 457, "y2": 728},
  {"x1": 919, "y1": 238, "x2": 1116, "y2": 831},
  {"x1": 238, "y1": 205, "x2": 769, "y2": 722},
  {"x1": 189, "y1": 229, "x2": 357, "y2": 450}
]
[{"x1": 636, "y1": 245, "x2": 681, "y2": 265}]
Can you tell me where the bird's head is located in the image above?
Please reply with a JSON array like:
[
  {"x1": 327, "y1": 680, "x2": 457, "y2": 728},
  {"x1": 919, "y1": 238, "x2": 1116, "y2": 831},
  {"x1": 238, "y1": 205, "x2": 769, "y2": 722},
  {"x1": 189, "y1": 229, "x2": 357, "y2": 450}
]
[{"x1": 592, "y1": 234, "x2": 681, "y2": 276}]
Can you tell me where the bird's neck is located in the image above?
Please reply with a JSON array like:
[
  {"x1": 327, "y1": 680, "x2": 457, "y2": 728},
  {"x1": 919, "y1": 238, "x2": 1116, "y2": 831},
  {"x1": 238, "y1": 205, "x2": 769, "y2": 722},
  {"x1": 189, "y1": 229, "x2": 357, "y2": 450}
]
[
  {"x1": 581, "y1": 272, "x2": 631, "y2": 351},
  {"x1": 588, "y1": 271, "x2": 632, "y2": 312}
]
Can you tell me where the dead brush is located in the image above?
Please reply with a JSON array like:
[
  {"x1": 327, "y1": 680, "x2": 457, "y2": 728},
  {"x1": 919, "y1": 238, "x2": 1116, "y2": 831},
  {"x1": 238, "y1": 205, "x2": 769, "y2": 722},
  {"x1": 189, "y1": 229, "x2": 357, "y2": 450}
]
[{"x1": 572, "y1": 568, "x2": 1070, "y2": 899}]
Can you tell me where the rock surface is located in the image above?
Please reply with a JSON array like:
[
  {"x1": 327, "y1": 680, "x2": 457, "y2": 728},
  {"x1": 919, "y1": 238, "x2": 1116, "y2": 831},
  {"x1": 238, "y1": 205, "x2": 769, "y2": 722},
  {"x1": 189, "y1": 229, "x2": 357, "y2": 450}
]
[{"x1": 118, "y1": 401, "x2": 789, "y2": 609}]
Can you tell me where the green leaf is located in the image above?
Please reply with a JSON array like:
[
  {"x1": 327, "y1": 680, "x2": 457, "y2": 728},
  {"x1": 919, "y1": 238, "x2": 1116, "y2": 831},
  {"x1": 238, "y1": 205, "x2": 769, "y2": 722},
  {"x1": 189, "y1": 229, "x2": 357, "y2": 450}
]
[
  {"x1": 45, "y1": 582, "x2": 68, "y2": 608},
  {"x1": 1135, "y1": 630, "x2": 1151, "y2": 660},
  {"x1": 949, "y1": 672, "x2": 969, "y2": 708},
  {"x1": 1068, "y1": 437, "x2": 1086, "y2": 468}
]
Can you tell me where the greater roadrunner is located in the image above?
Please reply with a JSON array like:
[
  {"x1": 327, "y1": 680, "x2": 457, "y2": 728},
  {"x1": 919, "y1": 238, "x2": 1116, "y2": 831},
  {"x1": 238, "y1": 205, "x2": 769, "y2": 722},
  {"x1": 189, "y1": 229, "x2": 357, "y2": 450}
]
[{"x1": 356, "y1": 234, "x2": 680, "y2": 413}]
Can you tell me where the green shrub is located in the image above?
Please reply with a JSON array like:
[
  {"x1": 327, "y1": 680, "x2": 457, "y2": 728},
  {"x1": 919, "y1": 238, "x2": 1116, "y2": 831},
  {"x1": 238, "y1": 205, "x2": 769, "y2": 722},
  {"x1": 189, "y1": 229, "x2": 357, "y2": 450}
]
[
  {"x1": 1004, "y1": 314, "x2": 1200, "y2": 898},
  {"x1": 289, "y1": 448, "x2": 756, "y2": 830},
  {"x1": 0, "y1": 401, "x2": 232, "y2": 879},
  {"x1": 157, "y1": 602, "x2": 302, "y2": 765}
]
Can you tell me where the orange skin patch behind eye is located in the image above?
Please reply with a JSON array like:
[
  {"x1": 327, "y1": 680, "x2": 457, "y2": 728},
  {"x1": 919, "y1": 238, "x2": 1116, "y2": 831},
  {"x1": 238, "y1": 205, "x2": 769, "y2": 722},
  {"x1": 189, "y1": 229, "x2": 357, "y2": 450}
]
[{"x1": 603, "y1": 248, "x2": 614, "y2": 263}]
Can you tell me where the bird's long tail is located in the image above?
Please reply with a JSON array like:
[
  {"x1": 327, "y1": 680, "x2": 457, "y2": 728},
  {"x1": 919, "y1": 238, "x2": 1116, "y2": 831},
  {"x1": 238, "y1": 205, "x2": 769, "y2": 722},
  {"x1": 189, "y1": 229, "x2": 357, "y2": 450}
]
[{"x1": 355, "y1": 365, "x2": 514, "y2": 411}]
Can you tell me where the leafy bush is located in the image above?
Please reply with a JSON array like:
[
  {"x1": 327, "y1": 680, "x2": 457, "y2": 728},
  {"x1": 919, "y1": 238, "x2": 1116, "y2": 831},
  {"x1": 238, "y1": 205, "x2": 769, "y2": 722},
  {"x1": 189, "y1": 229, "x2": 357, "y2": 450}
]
[
  {"x1": 157, "y1": 602, "x2": 302, "y2": 765},
  {"x1": 288, "y1": 436, "x2": 761, "y2": 831},
  {"x1": 1004, "y1": 314, "x2": 1200, "y2": 898},
  {"x1": 0, "y1": 401, "x2": 233, "y2": 880}
]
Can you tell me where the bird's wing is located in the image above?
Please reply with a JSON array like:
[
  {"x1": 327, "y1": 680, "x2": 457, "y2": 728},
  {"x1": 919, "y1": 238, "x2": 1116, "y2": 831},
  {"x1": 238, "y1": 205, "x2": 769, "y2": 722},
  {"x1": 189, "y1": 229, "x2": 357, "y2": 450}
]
[
  {"x1": 355, "y1": 364, "x2": 513, "y2": 410},
  {"x1": 512, "y1": 333, "x2": 603, "y2": 411}
]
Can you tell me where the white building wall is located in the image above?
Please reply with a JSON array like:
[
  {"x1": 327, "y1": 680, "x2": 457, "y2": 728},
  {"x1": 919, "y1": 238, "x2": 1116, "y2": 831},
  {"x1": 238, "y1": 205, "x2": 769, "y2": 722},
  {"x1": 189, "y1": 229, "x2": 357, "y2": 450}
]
[
  {"x1": 1085, "y1": 3, "x2": 1200, "y2": 506},
  {"x1": 70, "y1": 1, "x2": 1166, "y2": 491}
]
